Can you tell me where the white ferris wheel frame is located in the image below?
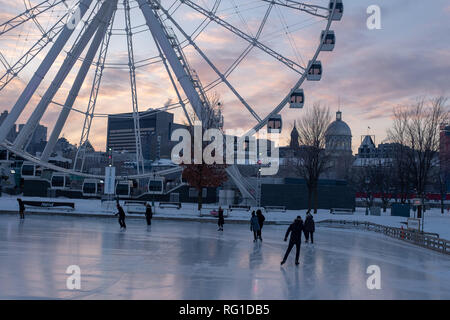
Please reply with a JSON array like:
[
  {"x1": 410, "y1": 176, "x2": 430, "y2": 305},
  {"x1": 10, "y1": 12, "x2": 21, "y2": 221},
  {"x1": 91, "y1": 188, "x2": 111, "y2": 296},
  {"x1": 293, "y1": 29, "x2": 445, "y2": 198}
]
[{"x1": 0, "y1": 0, "x2": 342, "y2": 180}]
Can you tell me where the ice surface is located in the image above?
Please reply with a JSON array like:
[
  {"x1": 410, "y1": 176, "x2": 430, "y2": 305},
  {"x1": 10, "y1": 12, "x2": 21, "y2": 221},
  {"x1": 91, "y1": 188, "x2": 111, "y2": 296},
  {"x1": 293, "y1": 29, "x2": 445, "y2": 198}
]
[
  {"x1": 1, "y1": 214, "x2": 450, "y2": 300},
  {"x1": 1, "y1": 195, "x2": 450, "y2": 239}
]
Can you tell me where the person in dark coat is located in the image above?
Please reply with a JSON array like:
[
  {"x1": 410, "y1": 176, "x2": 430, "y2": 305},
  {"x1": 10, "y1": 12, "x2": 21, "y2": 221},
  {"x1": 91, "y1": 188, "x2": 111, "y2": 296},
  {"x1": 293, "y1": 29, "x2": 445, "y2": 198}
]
[
  {"x1": 303, "y1": 213, "x2": 315, "y2": 243},
  {"x1": 115, "y1": 203, "x2": 126, "y2": 229},
  {"x1": 17, "y1": 198, "x2": 25, "y2": 220},
  {"x1": 256, "y1": 209, "x2": 265, "y2": 241},
  {"x1": 217, "y1": 206, "x2": 224, "y2": 231},
  {"x1": 250, "y1": 211, "x2": 260, "y2": 242},
  {"x1": 145, "y1": 203, "x2": 153, "y2": 226},
  {"x1": 281, "y1": 216, "x2": 304, "y2": 265}
]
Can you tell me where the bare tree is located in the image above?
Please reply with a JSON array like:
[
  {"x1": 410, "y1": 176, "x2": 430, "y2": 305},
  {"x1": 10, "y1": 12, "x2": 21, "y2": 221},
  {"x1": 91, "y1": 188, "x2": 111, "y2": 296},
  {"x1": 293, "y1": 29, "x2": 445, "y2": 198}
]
[
  {"x1": 288, "y1": 103, "x2": 332, "y2": 213},
  {"x1": 373, "y1": 160, "x2": 394, "y2": 212},
  {"x1": 181, "y1": 92, "x2": 227, "y2": 211},
  {"x1": 351, "y1": 165, "x2": 376, "y2": 214},
  {"x1": 388, "y1": 112, "x2": 413, "y2": 203},
  {"x1": 388, "y1": 97, "x2": 449, "y2": 217}
]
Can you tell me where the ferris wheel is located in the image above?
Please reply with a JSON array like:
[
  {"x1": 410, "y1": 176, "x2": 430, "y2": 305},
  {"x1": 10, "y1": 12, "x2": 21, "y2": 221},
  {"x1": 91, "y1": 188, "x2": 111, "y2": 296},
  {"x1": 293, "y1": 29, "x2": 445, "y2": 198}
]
[{"x1": 0, "y1": 0, "x2": 343, "y2": 179}]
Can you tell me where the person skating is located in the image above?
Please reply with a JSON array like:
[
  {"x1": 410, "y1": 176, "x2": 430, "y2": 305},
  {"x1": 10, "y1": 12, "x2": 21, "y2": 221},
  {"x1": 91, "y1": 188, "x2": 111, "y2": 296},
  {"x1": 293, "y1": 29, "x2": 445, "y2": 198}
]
[
  {"x1": 250, "y1": 211, "x2": 260, "y2": 242},
  {"x1": 256, "y1": 209, "x2": 265, "y2": 241},
  {"x1": 145, "y1": 203, "x2": 153, "y2": 226},
  {"x1": 17, "y1": 198, "x2": 25, "y2": 220},
  {"x1": 281, "y1": 216, "x2": 304, "y2": 266},
  {"x1": 304, "y1": 212, "x2": 315, "y2": 244},
  {"x1": 115, "y1": 203, "x2": 126, "y2": 230},
  {"x1": 217, "y1": 206, "x2": 224, "y2": 231}
]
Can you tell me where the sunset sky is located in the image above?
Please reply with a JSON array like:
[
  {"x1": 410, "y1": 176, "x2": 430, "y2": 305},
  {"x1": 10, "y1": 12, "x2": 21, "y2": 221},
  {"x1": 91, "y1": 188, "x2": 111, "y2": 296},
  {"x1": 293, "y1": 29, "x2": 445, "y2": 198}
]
[{"x1": 0, "y1": 0, "x2": 449, "y2": 153}]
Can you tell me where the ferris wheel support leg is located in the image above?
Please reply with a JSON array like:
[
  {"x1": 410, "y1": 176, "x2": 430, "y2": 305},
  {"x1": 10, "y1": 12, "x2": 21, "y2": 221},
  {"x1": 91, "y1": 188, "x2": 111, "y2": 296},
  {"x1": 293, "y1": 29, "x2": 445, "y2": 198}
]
[
  {"x1": 74, "y1": 7, "x2": 117, "y2": 173},
  {"x1": 150, "y1": 32, "x2": 192, "y2": 127},
  {"x1": 137, "y1": 0, "x2": 206, "y2": 121},
  {"x1": 0, "y1": 0, "x2": 94, "y2": 144},
  {"x1": 125, "y1": 0, "x2": 145, "y2": 175},
  {"x1": 41, "y1": 1, "x2": 117, "y2": 162},
  {"x1": 12, "y1": 1, "x2": 112, "y2": 151},
  {"x1": 157, "y1": 3, "x2": 262, "y2": 123}
]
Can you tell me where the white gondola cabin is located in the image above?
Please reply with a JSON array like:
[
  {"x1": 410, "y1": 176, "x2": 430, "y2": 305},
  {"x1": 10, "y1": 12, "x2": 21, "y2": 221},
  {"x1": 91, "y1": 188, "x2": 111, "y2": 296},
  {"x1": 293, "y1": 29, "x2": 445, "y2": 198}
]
[
  {"x1": 116, "y1": 180, "x2": 132, "y2": 198},
  {"x1": 148, "y1": 177, "x2": 165, "y2": 195},
  {"x1": 21, "y1": 161, "x2": 41, "y2": 179},
  {"x1": 321, "y1": 30, "x2": 335, "y2": 51},
  {"x1": 82, "y1": 179, "x2": 104, "y2": 197},
  {"x1": 290, "y1": 89, "x2": 305, "y2": 109},
  {"x1": 307, "y1": 61, "x2": 322, "y2": 81},
  {"x1": 329, "y1": 0, "x2": 343, "y2": 21},
  {"x1": 51, "y1": 173, "x2": 71, "y2": 190},
  {"x1": 267, "y1": 115, "x2": 282, "y2": 134}
]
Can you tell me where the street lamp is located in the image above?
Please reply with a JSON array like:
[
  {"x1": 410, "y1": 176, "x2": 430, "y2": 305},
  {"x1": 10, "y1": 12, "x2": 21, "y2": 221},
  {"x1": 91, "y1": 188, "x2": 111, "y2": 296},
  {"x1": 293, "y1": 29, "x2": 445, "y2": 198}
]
[{"x1": 365, "y1": 177, "x2": 371, "y2": 216}]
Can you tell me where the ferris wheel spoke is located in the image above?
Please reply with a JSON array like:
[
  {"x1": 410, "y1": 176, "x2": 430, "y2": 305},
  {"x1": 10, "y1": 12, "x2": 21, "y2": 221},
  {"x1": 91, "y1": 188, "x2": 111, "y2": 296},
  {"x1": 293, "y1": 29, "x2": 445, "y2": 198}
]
[
  {"x1": 40, "y1": 1, "x2": 117, "y2": 162},
  {"x1": 157, "y1": 1, "x2": 262, "y2": 124},
  {"x1": 74, "y1": 6, "x2": 117, "y2": 173},
  {"x1": 0, "y1": 10, "x2": 71, "y2": 91},
  {"x1": 180, "y1": 0, "x2": 306, "y2": 75},
  {"x1": 137, "y1": 0, "x2": 211, "y2": 124},
  {"x1": 260, "y1": 0, "x2": 330, "y2": 19},
  {"x1": 11, "y1": 0, "x2": 111, "y2": 151},
  {"x1": 219, "y1": 3, "x2": 273, "y2": 83},
  {"x1": 0, "y1": 0, "x2": 68, "y2": 36},
  {"x1": 152, "y1": 34, "x2": 193, "y2": 127},
  {"x1": 125, "y1": 0, "x2": 145, "y2": 174},
  {"x1": 0, "y1": 0, "x2": 94, "y2": 145}
]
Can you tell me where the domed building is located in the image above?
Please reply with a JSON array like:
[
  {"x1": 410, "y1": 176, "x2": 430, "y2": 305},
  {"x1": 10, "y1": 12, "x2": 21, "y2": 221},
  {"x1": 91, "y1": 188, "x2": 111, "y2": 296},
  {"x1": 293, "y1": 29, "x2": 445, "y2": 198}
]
[{"x1": 325, "y1": 111, "x2": 352, "y2": 155}]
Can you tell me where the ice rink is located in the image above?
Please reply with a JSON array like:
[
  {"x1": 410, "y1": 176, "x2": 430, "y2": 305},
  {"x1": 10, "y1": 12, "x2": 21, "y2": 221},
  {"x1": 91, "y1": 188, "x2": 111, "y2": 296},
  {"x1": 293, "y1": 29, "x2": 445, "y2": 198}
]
[{"x1": 1, "y1": 214, "x2": 450, "y2": 300}]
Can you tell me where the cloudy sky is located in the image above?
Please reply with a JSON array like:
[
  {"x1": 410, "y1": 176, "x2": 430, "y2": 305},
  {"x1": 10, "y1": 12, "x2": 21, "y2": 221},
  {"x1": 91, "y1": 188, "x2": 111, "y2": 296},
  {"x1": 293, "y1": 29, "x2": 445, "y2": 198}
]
[{"x1": 0, "y1": 0, "x2": 449, "y2": 153}]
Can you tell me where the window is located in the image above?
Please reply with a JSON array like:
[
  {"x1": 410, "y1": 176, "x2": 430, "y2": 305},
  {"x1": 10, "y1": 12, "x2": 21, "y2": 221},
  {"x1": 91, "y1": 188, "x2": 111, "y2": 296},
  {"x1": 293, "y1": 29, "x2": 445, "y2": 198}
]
[{"x1": 189, "y1": 188, "x2": 207, "y2": 198}]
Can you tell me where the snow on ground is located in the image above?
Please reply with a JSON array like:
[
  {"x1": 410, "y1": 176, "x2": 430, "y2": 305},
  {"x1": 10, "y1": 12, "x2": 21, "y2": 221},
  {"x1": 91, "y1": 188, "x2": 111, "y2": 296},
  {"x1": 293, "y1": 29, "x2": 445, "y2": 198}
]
[
  {"x1": 1, "y1": 214, "x2": 450, "y2": 299},
  {"x1": 1, "y1": 194, "x2": 450, "y2": 239}
]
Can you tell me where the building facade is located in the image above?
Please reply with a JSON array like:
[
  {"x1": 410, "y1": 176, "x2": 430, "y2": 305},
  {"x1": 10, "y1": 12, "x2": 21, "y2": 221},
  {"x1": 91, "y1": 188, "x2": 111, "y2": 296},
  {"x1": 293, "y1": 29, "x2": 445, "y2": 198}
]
[
  {"x1": 325, "y1": 111, "x2": 352, "y2": 155},
  {"x1": 107, "y1": 110, "x2": 186, "y2": 161}
]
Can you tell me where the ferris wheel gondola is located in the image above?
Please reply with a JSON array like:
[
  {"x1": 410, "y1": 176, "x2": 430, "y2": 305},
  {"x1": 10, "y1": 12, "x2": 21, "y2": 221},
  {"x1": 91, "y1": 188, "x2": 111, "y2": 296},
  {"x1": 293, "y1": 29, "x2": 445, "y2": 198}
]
[
  {"x1": 321, "y1": 30, "x2": 336, "y2": 52},
  {"x1": 290, "y1": 89, "x2": 305, "y2": 109}
]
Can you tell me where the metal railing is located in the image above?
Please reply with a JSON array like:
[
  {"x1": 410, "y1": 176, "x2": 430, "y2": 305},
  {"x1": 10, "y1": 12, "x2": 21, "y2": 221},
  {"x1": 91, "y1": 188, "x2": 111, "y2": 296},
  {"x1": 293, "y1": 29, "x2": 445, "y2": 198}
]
[{"x1": 318, "y1": 220, "x2": 450, "y2": 255}]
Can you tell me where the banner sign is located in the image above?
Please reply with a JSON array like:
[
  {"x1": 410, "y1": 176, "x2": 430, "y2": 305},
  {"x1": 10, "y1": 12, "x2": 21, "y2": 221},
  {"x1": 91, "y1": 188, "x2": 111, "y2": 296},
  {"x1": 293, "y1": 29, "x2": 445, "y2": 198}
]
[{"x1": 104, "y1": 166, "x2": 116, "y2": 195}]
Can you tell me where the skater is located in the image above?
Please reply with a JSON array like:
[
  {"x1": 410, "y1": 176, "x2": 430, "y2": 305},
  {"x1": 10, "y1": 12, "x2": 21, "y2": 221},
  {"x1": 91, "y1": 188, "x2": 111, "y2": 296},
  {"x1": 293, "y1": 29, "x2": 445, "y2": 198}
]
[
  {"x1": 217, "y1": 206, "x2": 224, "y2": 231},
  {"x1": 145, "y1": 203, "x2": 153, "y2": 226},
  {"x1": 250, "y1": 211, "x2": 260, "y2": 242},
  {"x1": 304, "y1": 212, "x2": 315, "y2": 244},
  {"x1": 281, "y1": 216, "x2": 304, "y2": 266},
  {"x1": 256, "y1": 209, "x2": 265, "y2": 241},
  {"x1": 17, "y1": 198, "x2": 25, "y2": 220},
  {"x1": 115, "y1": 203, "x2": 126, "y2": 230}
]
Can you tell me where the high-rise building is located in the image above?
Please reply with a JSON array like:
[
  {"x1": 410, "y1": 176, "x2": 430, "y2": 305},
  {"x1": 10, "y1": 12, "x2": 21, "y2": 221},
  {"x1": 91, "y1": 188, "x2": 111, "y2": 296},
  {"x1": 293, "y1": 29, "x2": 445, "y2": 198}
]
[
  {"x1": 107, "y1": 110, "x2": 186, "y2": 160},
  {"x1": 0, "y1": 111, "x2": 18, "y2": 142},
  {"x1": 18, "y1": 123, "x2": 47, "y2": 144}
]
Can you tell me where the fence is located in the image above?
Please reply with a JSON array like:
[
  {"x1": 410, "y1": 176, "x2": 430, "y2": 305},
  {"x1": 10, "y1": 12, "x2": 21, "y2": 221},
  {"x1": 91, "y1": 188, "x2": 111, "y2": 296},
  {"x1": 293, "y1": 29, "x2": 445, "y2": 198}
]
[{"x1": 318, "y1": 220, "x2": 450, "y2": 255}]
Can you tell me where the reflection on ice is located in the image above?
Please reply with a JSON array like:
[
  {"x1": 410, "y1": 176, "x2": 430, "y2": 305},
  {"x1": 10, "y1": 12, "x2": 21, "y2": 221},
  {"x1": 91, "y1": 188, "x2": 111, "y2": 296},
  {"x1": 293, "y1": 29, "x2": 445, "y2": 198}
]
[{"x1": 0, "y1": 214, "x2": 450, "y2": 300}]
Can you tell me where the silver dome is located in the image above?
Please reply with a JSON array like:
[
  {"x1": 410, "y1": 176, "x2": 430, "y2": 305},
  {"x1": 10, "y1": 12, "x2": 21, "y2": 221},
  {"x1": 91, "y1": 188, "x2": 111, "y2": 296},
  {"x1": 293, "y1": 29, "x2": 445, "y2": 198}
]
[{"x1": 326, "y1": 111, "x2": 352, "y2": 137}]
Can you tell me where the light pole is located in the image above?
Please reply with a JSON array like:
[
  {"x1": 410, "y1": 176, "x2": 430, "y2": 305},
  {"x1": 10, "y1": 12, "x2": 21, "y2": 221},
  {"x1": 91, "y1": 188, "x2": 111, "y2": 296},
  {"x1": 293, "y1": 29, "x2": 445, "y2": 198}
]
[{"x1": 365, "y1": 177, "x2": 371, "y2": 216}]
